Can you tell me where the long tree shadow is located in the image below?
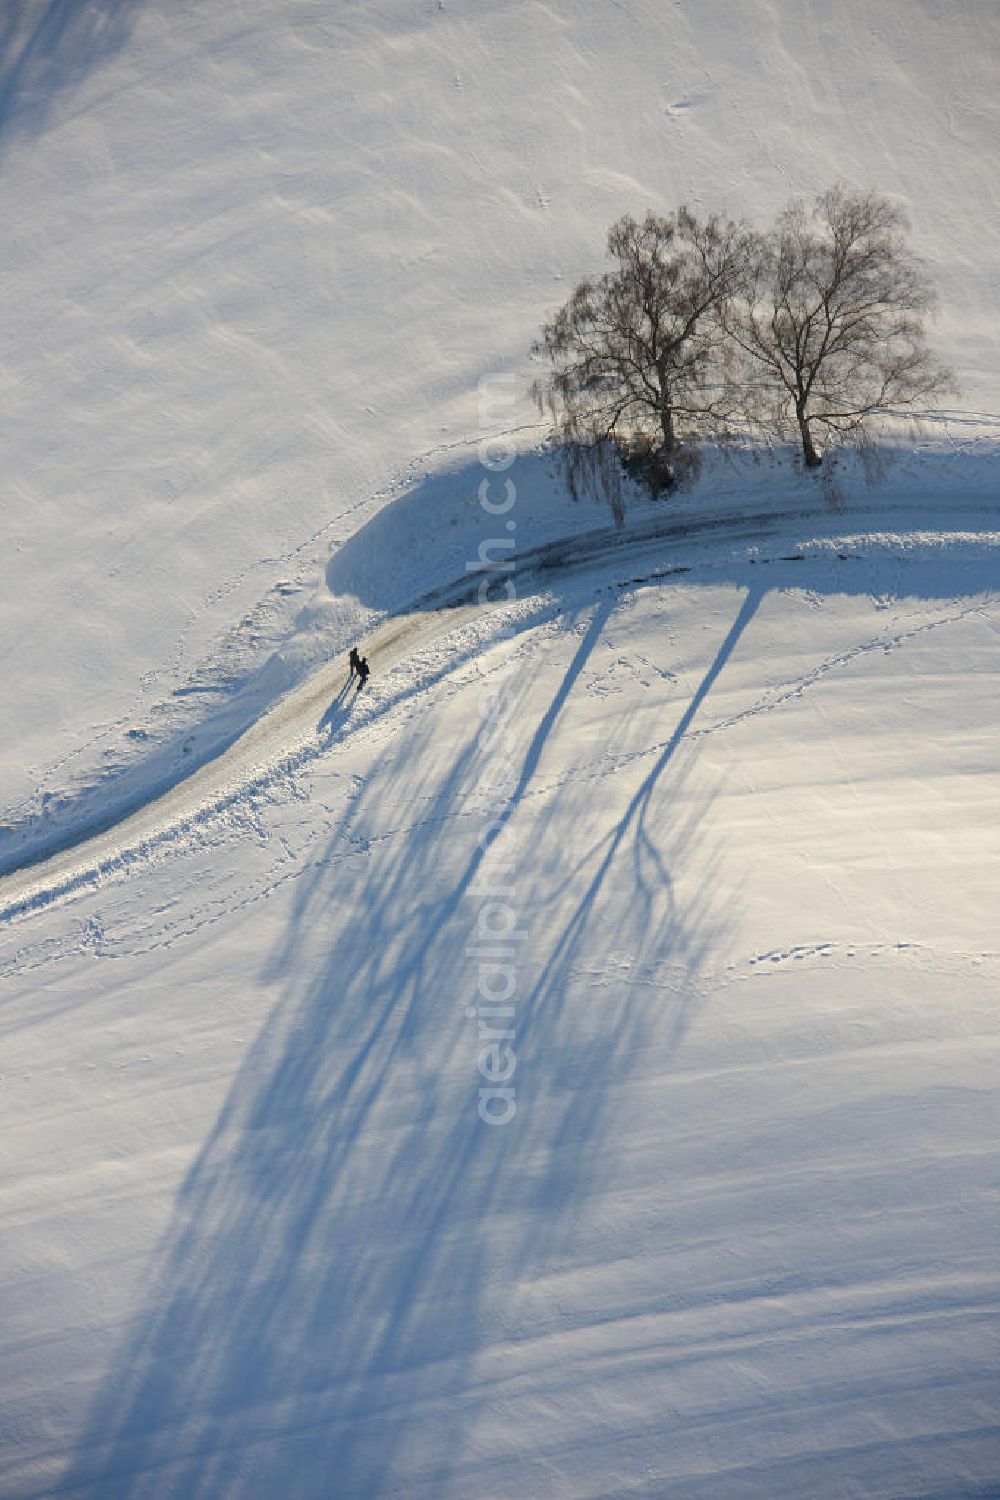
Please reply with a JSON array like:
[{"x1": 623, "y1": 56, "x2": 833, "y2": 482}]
[
  {"x1": 56, "y1": 587, "x2": 767, "y2": 1497},
  {"x1": 0, "y1": 0, "x2": 144, "y2": 151},
  {"x1": 508, "y1": 585, "x2": 762, "y2": 1230}
]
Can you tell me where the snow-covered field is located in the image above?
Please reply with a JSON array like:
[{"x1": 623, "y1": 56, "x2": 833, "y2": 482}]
[{"x1": 1, "y1": 2, "x2": 999, "y2": 1496}]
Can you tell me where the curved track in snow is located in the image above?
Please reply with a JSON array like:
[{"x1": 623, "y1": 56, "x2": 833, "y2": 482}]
[{"x1": 1, "y1": 493, "x2": 997, "y2": 924}]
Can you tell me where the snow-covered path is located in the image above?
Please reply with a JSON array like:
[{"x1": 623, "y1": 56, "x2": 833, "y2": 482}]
[{"x1": 3, "y1": 472, "x2": 999, "y2": 928}]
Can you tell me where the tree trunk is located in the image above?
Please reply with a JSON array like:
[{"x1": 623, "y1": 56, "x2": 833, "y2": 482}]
[
  {"x1": 653, "y1": 404, "x2": 677, "y2": 491},
  {"x1": 660, "y1": 403, "x2": 677, "y2": 454},
  {"x1": 796, "y1": 406, "x2": 822, "y2": 468}
]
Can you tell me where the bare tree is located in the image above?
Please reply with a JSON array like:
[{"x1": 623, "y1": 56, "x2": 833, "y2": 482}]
[
  {"x1": 532, "y1": 208, "x2": 753, "y2": 523},
  {"x1": 730, "y1": 186, "x2": 953, "y2": 468}
]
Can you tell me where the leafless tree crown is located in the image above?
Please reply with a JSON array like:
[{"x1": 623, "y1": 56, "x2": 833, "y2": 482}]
[
  {"x1": 532, "y1": 187, "x2": 954, "y2": 519},
  {"x1": 729, "y1": 186, "x2": 954, "y2": 467},
  {"x1": 531, "y1": 208, "x2": 754, "y2": 523}
]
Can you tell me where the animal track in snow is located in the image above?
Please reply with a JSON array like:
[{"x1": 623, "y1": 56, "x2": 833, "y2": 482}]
[{"x1": 747, "y1": 940, "x2": 918, "y2": 968}]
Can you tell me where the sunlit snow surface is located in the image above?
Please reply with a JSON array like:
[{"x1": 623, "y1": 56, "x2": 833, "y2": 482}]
[{"x1": 1, "y1": 1, "x2": 999, "y2": 1496}]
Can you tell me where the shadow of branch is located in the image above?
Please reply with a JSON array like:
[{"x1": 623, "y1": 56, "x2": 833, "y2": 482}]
[{"x1": 0, "y1": 0, "x2": 145, "y2": 152}]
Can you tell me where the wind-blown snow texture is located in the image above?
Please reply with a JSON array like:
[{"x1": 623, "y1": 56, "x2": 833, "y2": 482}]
[{"x1": 1, "y1": 3, "x2": 999, "y2": 1497}]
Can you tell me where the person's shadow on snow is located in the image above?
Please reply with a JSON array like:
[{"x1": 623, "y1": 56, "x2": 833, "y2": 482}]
[{"x1": 318, "y1": 679, "x2": 356, "y2": 745}]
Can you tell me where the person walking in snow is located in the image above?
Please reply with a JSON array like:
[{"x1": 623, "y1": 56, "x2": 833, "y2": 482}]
[
  {"x1": 348, "y1": 645, "x2": 362, "y2": 678},
  {"x1": 356, "y1": 656, "x2": 371, "y2": 692}
]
